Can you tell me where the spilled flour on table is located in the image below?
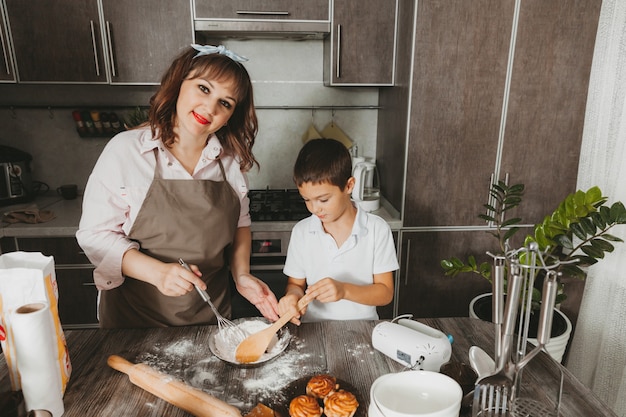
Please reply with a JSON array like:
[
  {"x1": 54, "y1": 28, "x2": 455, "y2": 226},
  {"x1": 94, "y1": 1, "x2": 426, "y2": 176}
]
[
  {"x1": 184, "y1": 337, "x2": 324, "y2": 410},
  {"x1": 134, "y1": 329, "x2": 326, "y2": 412},
  {"x1": 345, "y1": 342, "x2": 376, "y2": 362}
]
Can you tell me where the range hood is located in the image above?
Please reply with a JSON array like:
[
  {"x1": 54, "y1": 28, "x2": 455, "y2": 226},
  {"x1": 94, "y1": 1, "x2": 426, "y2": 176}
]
[{"x1": 194, "y1": 20, "x2": 330, "y2": 40}]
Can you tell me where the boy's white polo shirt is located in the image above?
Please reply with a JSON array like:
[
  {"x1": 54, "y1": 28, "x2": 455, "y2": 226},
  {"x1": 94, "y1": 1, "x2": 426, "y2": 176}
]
[{"x1": 283, "y1": 205, "x2": 399, "y2": 322}]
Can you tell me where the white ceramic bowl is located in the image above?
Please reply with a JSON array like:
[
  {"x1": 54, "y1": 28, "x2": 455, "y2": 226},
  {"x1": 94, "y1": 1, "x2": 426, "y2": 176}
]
[{"x1": 370, "y1": 371, "x2": 462, "y2": 417}]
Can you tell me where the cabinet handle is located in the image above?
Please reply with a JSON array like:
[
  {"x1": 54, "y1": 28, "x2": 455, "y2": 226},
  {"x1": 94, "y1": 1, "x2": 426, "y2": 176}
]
[
  {"x1": 403, "y1": 238, "x2": 411, "y2": 286},
  {"x1": 0, "y1": 21, "x2": 9, "y2": 75},
  {"x1": 105, "y1": 21, "x2": 117, "y2": 77},
  {"x1": 236, "y1": 10, "x2": 290, "y2": 15},
  {"x1": 336, "y1": 24, "x2": 342, "y2": 79},
  {"x1": 89, "y1": 20, "x2": 101, "y2": 77},
  {"x1": 486, "y1": 173, "x2": 495, "y2": 226}
]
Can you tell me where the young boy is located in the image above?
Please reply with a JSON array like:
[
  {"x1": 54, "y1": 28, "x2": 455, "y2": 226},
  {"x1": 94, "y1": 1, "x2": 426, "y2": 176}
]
[{"x1": 278, "y1": 138, "x2": 399, "y2": 323}]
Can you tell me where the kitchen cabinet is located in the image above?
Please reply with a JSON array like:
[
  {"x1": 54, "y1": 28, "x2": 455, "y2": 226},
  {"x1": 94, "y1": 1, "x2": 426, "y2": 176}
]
[
  {"x1": 324, "y1": 0, "x2": 398, "y2": 86},
  {"x1": 0, "y1": 0, "x2": 15, "y2": 82},
  {"x1": 0, "y1": 237, "x2": 98, "y2": 329},
  {"x1": 99, "y1": 0, "x2": 192, "y2": 84},
  {"x1": 194, "y1": 0, "x2": 329, "y2": 21},
  {"x1": 4, "y1": 0, "x2": 192, "y2": 84},
  {"x1": 398, "y1": 230, "x2": 492, "y2": 318},
  {"x1": 377, "y1": 0, "x2": 601, "y2": 318},
  {"x1": 401, "y1": 0, "x2": 600, "y2": 228}
]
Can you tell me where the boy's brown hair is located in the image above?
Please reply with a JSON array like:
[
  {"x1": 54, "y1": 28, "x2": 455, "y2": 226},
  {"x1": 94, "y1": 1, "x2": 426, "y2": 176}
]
[{"x1": 293, "y1": 138, "x2": 352, "y2": 189}]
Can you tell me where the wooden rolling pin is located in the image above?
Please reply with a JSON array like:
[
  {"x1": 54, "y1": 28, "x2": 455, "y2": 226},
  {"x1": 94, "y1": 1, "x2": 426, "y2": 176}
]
[{"x1": 107, "y1": 355, "x2": 241, "y2": 417}]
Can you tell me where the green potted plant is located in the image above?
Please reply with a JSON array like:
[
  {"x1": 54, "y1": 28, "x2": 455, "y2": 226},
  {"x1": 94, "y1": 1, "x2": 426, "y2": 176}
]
[{"x1": 440, "y1": 182, "x2": 626, "y2": 361}]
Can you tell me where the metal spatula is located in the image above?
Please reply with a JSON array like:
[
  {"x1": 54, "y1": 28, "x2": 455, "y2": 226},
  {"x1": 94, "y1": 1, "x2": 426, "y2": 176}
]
[{"x1": 473, "y1": 263, "x2": 524, "y2": 416}]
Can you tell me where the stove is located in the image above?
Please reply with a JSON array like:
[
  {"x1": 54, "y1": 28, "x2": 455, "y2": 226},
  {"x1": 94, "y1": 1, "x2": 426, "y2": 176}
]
[{"x1": 248, "y1": 188, "x2": 309, "y2": 222}]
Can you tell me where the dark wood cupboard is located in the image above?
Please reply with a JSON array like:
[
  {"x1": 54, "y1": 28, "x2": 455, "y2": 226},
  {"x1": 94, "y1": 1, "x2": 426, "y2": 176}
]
[
  {"x1": 324, "y1": 0, "x2": 398, "y2": 86},
  {"x1": 378, "y1": 0, "x2": 601, "y2": 319},
  {"x1": 5, "y1": 0, "x2": 192, "y2": 84},
  {"x1": 398, "y1": 230, "x2": 493, "y2": 318},
  {"x1": 194, "y1": 0, "x2": 329, "y2": 21}
]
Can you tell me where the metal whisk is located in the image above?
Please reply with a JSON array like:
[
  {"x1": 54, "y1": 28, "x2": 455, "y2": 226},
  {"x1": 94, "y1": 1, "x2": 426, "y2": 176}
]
[{"x1": 178, "y1": 259, "x2": 248, "y2": 345}]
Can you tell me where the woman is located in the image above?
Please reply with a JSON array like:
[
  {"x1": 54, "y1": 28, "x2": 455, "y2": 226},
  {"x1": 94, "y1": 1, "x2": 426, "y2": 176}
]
[{"x1": 77, "y1": 44, "x2": 279, "y2": 328}]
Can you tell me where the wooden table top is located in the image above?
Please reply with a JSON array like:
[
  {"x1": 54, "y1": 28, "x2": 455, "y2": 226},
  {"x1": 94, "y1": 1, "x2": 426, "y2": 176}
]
[{"x1": 0, "y1": 317, "x2": 616, "y2": 416}]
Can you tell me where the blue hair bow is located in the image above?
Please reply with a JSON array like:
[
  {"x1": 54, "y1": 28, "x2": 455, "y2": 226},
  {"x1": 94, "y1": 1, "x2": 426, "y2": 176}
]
[{"x1": 191, "y1": 44, "x2": 249, "y2": 62}]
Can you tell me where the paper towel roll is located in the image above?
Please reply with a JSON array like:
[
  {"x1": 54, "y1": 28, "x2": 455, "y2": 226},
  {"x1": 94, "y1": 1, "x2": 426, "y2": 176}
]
[{"x1": 11, "y1": 302, "x2": 64, "y2": 417}]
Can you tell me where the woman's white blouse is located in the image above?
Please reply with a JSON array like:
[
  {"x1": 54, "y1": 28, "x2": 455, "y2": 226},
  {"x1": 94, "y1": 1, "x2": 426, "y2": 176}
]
[{"x1": 76, "y1": 127, "x2": 251, "y2": 290}]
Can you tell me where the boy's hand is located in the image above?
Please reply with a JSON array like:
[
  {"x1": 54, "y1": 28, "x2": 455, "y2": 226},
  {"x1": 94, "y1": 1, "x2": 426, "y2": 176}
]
[
  {"x1": 278, "y1": 293, "x2": 303, "y2": 325},
  {"x1": 306, "y1": 277, "x2": 345, "y2": 303}
]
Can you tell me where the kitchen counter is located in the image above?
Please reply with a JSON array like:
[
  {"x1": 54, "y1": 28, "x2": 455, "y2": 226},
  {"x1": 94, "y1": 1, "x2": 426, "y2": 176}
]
[
  {"x1": 0, "y1": 318, "x2": 616, "y2": 416},
  {"x1": 0, "y1": 195, "x2": 402, "y2": 240}
]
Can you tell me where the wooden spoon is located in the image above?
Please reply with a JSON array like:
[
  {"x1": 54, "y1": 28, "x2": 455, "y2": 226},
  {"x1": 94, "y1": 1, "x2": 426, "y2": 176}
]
[{"x1": 235, "y1": 296, "x2": 311, "y2": 364}]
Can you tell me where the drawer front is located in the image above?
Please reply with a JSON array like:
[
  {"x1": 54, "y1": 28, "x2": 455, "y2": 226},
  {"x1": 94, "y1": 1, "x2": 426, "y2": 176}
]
[
  {"x1": 15, "y1": 237, "x2": 91, "y2": 265},
  {"x1": 195, "y1": 0, "x2": 329, "y2": 21},
  {"x1": 56, "y1": 268, "x2": 99, "y2": 328}
]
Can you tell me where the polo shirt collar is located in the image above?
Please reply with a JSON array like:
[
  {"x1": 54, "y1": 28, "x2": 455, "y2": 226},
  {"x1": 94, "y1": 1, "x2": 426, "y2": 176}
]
[{"x1": 307, "y1": 203, "x2": 369, "y2": 239}]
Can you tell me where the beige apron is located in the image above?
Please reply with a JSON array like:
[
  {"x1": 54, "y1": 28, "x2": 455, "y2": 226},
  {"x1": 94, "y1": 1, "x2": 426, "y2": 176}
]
[{"x1": 99, "y1": 149, "x2": 240, "y2": 328}]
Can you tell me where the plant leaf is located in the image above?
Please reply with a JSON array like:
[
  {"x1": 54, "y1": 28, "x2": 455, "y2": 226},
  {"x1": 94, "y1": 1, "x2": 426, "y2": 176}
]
[
  {"x1": 478, "y1": 214, "x2": 495, "y2": 222},
  {"x1": 553, "y1": 234, "x2": 573, "y2": 249},
  {"x1": 502, "y1": 218, "x2": 522, "y2": 227},
  {"x1": 590, "y1": 238, "x2": 615, "y2": 253},
  {"x1": 570, "y1": 222, "x2": 587, "y2": 240},
  {"x1": 610, "y1": 201, "x2": 626, "y2": 223},
  {"x1": 585, "y1": 186, "x2": 604, "y2": 205},
  {"x1": 581, "y1": 245, "x2": 605, "y2": 258},
  {"x1": 600, "y1": 205, "x2": 612, "y2": 224},
  {"x1": 580, "y1": 217, "x2": 597, "y2": 235},
  {"x1": 601, "y1": 234, "x2": 624, "y2": 242},
  {"x1": 504, "y1": 227, "x2": 520, "y2": 241},
  {"x1": 590, "y1": 211, "x2": 607, "y2": 229}
]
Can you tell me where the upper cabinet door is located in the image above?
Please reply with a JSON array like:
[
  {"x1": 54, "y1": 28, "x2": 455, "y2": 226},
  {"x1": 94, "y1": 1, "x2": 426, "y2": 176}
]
[
  {"x1": 194, "y1": 0, "x2": 329, "y2": 21},
  {"x1": 5, "y1": 0, "x2": 192, "y2": 84},
  {"x1": 403, "y1": 0, "x2": 514, "y2": 227},
  {"x1": 324, "y1": 0, "x2": 398, "y2": 86},
  {"x1": 499, "y1": 0, "x2": 601, "y2": 225},
  {"x1": 0, "y1": 1, "x2": 15, "y2": 82},
  {"x1": 5, "y1": 0, "x2": 107, "y2": 83},
  {"x1": 100, "y1": 0, "x2": 193, "y2": 85}
]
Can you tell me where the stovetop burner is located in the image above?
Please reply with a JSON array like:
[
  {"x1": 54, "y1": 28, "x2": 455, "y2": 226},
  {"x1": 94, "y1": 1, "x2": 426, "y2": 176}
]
[{"x1": 248, "y1": 189, "x2": 309, "y2": 222}]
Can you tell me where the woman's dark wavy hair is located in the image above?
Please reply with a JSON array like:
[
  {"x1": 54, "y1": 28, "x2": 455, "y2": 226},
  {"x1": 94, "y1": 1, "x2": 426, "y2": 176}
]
[{"x1": 148, "y1": 47, "x2": 258, "y2": 171}]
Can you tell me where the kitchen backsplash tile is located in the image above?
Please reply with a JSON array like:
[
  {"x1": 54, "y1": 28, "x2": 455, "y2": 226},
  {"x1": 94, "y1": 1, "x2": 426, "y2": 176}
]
[{"x1": 0, "y1": 39, "x2": 379, "y2": 191}]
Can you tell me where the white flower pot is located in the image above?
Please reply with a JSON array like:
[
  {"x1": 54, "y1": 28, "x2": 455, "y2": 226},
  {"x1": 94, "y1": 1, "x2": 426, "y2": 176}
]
[{"x1": 469, "y1": 293, "x2": 572, "y2": 363}]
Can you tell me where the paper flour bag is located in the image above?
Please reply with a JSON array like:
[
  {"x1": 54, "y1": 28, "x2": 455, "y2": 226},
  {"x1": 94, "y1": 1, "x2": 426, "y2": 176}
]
[{"x1": 0, "y1": 251, "x2": 72, "y2": 396}]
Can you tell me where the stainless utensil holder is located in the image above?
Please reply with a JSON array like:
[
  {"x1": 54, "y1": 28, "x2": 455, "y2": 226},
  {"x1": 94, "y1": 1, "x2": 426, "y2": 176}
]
[{"x1": 504, "y1": 244, "x2": 565, "y2": 416}]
